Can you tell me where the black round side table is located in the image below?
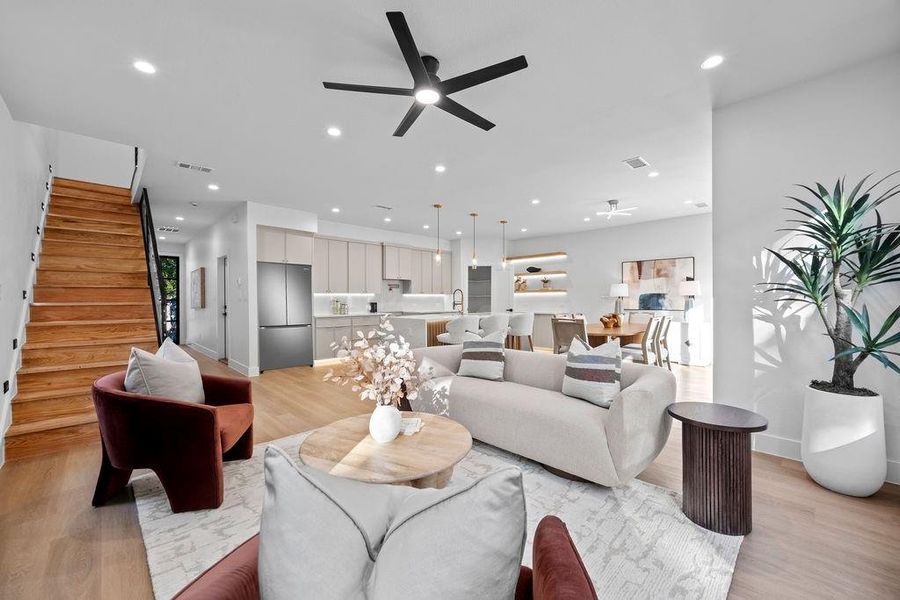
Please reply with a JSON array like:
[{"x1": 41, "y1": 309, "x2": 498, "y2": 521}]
[{"x1": 667, "y1": 402, "x2": 768, "y2": 536}]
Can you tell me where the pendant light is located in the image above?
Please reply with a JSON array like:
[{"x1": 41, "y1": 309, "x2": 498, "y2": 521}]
[
  {"x1": 433, "y1": 203, "x2": 443, "y2": 263},
  {"x1": 470, "y1": 212, "x2": 479, "y2": 267},
  {"x1": 499, "y1": 219, "x2": 508, "y2": 270}
]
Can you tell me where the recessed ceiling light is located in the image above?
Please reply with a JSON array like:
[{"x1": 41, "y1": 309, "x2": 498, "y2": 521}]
[
  {"x1": 384, "y1": 217, "x2": 392, "y2": 223},
  {"x1": 455, "y1": 230, "x2": 463, "y2": 236},
  {"x1": 700, "y1": 55, "x2": 724, "y2": 70},
  {"x1": 648, "y1": 171, "x2": 659, "y2": 178},
  {"x1": 583, "y1": 217, "x2": 591, "y2": 222},
  {"x1": 434, "y1": 164, "x2": 446, "y2": 173},
  {"x1": 520, "y1": 227, "x2": 528, "y2": 232},
  {"x1": 327, "y1": 126, "x2": 341, "y2": 137},
  {"x1": 159, "y1": 235, "x2": 166, "y2": 240},
  {"x1": 331, "y1": 207, "x2": 340, "y2": 213},
  {"x1": 531, "y1": 198, "x2": 540, "y2": 205},
  {"x1": 684, "y1": 200, "x2": 694, "y2": 205},
  {"x1": 175, "y1": 216, "x2": 184, "y2": 221},
  {"x1": 133, "y1": 60, "x2": 156, "y2": 74},
  {"x1": 423, "y1": 224, "x2": 430, "y2": 229},
  {"x1": 208, "y1": 183, "x2": 219, "y2": 191},
  {"x1": 415, "y1": 88, "x2": 441, "y2": 104}
]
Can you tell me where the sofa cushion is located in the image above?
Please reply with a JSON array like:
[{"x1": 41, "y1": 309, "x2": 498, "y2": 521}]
[
  {"x1": 457, "y1": 331, "x2": 506, "y2": 381},
  {"x1": 258, "y1": 445, "x2": 527, "y2": 600},
  {"x1": 503, "y1": 349, "x2": 567, "y2": 392},
  {"x1": 217, "y1": 403, "x2": 254, "y2": 451},
  {"x1": 124, "y1": 339, "x2": 205, "y2": 403},
  {"x1": 562, "y1": 337, "x2": 621, "y2": 407}
]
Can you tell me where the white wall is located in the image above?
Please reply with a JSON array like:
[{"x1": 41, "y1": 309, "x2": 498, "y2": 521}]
[
  {"x1": 507, "y1": 214, "x2": 713, "y2": 324},
  {"x1": 0, "y1": 93, "x2": 57, "y2": 465},
  {"x1": 713, "y1": 52, "x2": 900, "y2": 483},
  {"x1": 55, "y1": 130, "x2": 134, "y2": 189},
  {"x1": 184, "y1": 204, "x2": 251, "y2": 374}
]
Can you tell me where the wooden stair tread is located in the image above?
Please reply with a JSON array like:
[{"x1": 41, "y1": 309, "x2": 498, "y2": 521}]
[
  {"x1": 14, "y1": 386, "x2": 93, "y2": 403},
  {"x1": 18, "y1": 360, "x2": 128, "y2": 375},
  {"x1": 44, "y1": 224, "x2": 141, "y2": 237},
  {"x1": 46, "y1": 210, "x2": 140, "y2": 226},
  {"x1": 27, "y1": 318, "x2": 155, "y2": 327},
  {"x1": 40, "y1": 235, "x2": 144, "y2": 248},
  {"x1": 53, "y1": 178, "x2": 131, "y2": 197},
  {"x1": 6, "y1": 413, "x2": 98, "y2": 437},
  {"x1": 31, "y1": 302, "x2": 148, "y2": 307},
  {"x1": 24, "y1": 336, "x2": 157, "y2": 350}
]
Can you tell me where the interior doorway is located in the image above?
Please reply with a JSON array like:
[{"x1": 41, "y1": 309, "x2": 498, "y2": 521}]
[{"x1": 216, "y1": 255, "x2": 229, "y2": 362}]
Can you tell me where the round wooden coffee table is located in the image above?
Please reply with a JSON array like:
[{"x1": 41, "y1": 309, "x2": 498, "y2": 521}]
[
  {"x1": 299, "y1": 411, "x2": 472, "y2": 489},
  {"x1": 667, "y1": 402, "x2": 768, "y2": 535}
]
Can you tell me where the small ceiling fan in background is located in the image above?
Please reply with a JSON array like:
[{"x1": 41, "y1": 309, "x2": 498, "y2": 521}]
[
  {"x1": 598, "y1": 199, "x2": 638, "y2": 220},
  {"x1": 322, "y1": 11, "x2": 528, "y2": 136}
]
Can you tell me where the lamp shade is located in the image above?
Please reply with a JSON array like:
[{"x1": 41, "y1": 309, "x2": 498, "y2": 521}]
[
  {"x1": 609, "y1": 283, "x2": 629, "y2": 297},
  {"x1": 679, "y1": 280, "x2": 702, "y2": 296}
]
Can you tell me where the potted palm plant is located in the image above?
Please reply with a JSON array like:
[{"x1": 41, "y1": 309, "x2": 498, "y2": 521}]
[{"x1": 763, "y1": 172, "x2": 899, "y2": 496}]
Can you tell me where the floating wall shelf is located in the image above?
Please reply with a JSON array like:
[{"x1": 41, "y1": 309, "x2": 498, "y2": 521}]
[
  {"x1": 515, "y1": 270, "x2": 567, "y2": 278},
  {"x1": 514, "y1": 288, "x2": 568, "y2": 294},
  {"x1": 506, "y1": 251, "x2": 568, "y2": 263}
]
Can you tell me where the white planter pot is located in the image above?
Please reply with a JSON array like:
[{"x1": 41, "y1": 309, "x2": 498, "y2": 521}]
[
  {"x1": 369, "y1": 404, "x2": 402, "y2": 444},
  {"x1": 801, "y1": 385, "x2": 886, "y2": 497}
]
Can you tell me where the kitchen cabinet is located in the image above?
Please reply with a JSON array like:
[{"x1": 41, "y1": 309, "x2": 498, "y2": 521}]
[
  {"x1": 257, "y1": 226, "x2": 313, "y2": 264},
  {"x1": 257, "y1": 227, "x2": 285, "y2": 262},
  {"x1": 314, "y1": 315, "x2": 381, "y2": 360},
  {"x1": 398, "y1": 247, "x2": 413, "y2": 280},
  {"x1": 348, "y1": 242, "x2": 366, "y2": 293},
  {"x1": 327, "y1": 240, "x2": 349, "y2": 293},
  {"x1": 383, "y1": 245, "x2": 399, "y2": 279},
  {"x1": 409, "y1": 249, "x2": 421, "y2": 292},
  {"x1": 442, "y1": 251, "x2": 452, "y2": 293},
  {"x1": 365, "y1": 244, "x2": 382, "y2": 293},
  {"x1": 285, "y1": 231, "x2": 313, "y2": 264},
  {"x1": 432, "y1": 252, "x2": 443, "y2": 292},
  {"x1": 312, "y1": 237, "x2": 329, "y2": 292},
  {"x1": 420, "y1": 250, "x2": 433, "y2": 293}
]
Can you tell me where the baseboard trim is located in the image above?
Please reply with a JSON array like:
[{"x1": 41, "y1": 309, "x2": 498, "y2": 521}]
[
  {"x1": 227, "y1": 358, "x2": 258, "y2": 378},
  {"x1": 187, "y1": 342, "x2": 219, "y2": 361},
  {"x1": 754, "y1": 432, "x2": 898, "y2": 485}
]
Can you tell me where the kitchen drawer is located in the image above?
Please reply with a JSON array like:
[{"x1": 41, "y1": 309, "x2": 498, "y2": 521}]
[
  {"x1": 351, "y1": 316, "x2": 382, "y2": 328},
  {"x1": 315, "y1": 317, "x2": 352, "y2": 328}
]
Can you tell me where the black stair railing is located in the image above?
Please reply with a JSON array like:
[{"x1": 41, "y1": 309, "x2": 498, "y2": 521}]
[{"x1": 138, "y1": 187, "x2": 165, "y2": 345}]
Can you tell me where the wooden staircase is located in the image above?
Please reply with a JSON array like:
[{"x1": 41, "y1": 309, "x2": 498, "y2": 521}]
[{"x1": 5, "y1": 178, "x2": 158, "y2": 460}]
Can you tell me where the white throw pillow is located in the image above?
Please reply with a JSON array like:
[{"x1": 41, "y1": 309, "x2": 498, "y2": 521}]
[
  {"x1": 561, "y1": 337, "x2": 621, "y2": 407},
  {"x1": 457, "y1": 330, "x2": 506, "y2": 381},
  {"x1": 258, "y1": 445, "x2": 526, "y2": 600},
  {"x1": 124, "y1": 339, "x2": 205, "y2": 403}
]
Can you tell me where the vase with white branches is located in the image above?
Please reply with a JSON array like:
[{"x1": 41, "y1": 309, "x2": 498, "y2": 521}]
[
  {"x1": 762, "y1": 171, "x2": 899, "y2": 496},
  {"x1": 324, "y1": 315, "x2": 420, "y2": 443}
]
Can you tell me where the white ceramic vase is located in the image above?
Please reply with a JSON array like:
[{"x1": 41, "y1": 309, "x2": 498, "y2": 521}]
[
  {"x1": 369, "y1": 404, "x2": 402, "y2": 444},
  {"x1": 801, "y1": 385, "x2": 886, "y2": 497}
]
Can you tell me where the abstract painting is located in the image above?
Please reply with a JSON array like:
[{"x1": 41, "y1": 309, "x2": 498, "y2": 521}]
[{"x1": 621, "y1": 257, "x2": 695, "y2": 311}]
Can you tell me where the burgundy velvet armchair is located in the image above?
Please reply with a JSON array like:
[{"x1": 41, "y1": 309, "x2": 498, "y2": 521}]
[
  {"x1": 174, "y1": 515, "x2": 598, "y2": 600},
  {"x1": 92, "y1": 371, "x2": 254, "y2": 513}
]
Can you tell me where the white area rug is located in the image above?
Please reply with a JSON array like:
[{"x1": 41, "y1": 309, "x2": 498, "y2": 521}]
[{"x1": 133, "y1": 433, "x2": 742, "y2": 600}]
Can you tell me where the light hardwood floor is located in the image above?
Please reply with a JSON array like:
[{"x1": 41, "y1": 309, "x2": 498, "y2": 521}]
[{"x1": 0, "y1": 351, "x2": 898, "y2": 599}]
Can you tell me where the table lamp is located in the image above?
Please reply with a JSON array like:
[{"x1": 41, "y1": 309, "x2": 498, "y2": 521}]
[{"x1": 609, "y1": 283, "x2": 629, "y2": 315}]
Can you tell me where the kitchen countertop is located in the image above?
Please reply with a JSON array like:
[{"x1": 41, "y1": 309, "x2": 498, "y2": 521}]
[{"x1": 314, "y1": 313, "x2": 387, "y2": 318}]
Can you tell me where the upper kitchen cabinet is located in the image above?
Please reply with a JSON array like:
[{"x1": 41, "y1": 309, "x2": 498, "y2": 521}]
[
  {"x1": 432, "y1": 252, "x2": 442, "y2": 292},
  {"x1": 312, "y1": 237, "x2": 329, "y2": 292},
  {"x1": 398, "y1": 247, "x2": 413, "y2": 280},
  {"x1": 349, "y1": 242, "x2": 382, "y2": 294},
  {"x1": 285, "y1": 231, "x2": 313, "y2": 264},
  {"x1": 364, "y1": 243, "x2": 382, "y2": 293},
  {"x1": 327, "y1": 239, "x2": 349, "y2": 293},
  {"x1": 420, "y1": 250, "x2": 433, "y2": 293},
  {"x1": 442, "y1": 251, "x2": 452, "y2": 293},
  {"x1": 383, "y1": 245, "x2": 399, "y2": 279},
  {"x1": 257, "y1": 226, "x2": 314, "y2": 264}
]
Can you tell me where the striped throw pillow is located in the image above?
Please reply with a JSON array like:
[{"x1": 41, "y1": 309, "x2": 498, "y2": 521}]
[
  {"x1": 457, "y1": 331, "x2": 506, "y2": 381},
  {"x1": 562, "y1": 337, "x2": 621, "y2": 407}
]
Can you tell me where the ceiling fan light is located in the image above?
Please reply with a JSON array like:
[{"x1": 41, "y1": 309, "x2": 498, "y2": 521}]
[{"x1": 414, "y1": 88, "x2": 440, "y2": 104}]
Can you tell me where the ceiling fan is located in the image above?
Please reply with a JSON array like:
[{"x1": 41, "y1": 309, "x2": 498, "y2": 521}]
[
  {"x1": 599, "y1": 200, "x2": 638, "y2": 220},
  {"x1": 322, "y1": 11, "x2": 528, "y2": 137}
]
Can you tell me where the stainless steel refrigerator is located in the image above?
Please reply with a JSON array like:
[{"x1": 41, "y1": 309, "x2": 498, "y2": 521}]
[{"x1": 258, "y1": 262, "x2": 313, "y2": 370}]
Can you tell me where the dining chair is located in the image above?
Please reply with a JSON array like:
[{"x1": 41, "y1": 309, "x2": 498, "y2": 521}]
[
  {"x1": 480, "y1": 313, "x2": 510, "y2": 337},
  {"x1": 508, "y1": 312, "x2": 535, "y2": 351},
  {"x1": 656, "y1": 316, "x2": 673, "y2": 370},
  {"x1": 628, "y1": 312, "x2": 653, "y2": 325},
  {"x1": 551, "y1": 316, "x2": 587, "y2": 354},
  {"x1": 621, "y1": 317, "x2": 660, "y2": 365},
  {"x1": 436, "y1": 315, "x2": 482, "y2": 344}
]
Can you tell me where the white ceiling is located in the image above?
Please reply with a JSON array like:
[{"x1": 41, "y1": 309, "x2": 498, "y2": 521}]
[{"x1": 2, "y1": 1, "x2": 899, "y2": 244}]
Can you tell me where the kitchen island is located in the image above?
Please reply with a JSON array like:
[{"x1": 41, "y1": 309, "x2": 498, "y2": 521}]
[{"x1": 390, "y1": 313, "x2": 468, "y2": 348}]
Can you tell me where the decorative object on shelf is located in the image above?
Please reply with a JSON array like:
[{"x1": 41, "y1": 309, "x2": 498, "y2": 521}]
[
  {"x1": 470, "y1": 212, "x2": 479, "y2": 267},
  {"x1": 324, "y1": 315, "x2": 423, "y2": 444},
  {"x1": 622, "y1": 256, "x2": 695, "y2": 311},
  {"x1": 761, "y1": 172, "x2": 899, "y2": 497},
  {"x1": 190, "y1": 267, "x2": 206, "y2": 309},
  {"x1": 433, "y1": 203, "x2": 443, "y2": 263},
  {"x1": 499, "y1": 219, "x2": 508, "y2": 269},
  {"x1": 599, "y1": 313, "x2": 624, "y2": 328},
  {"x1": 514, "y1": 276, "x2": 528, "y2": 292},
  {"x1": 541, "y1": 277, "x2": 551, "y2": 289},
  {"x1": 609, "y1": 282, "x2": 629, "y2": 317},
  {"x1": 526, "y1": 266, "x2": 542, "y2": 273},
  {"x1": 678, "y1": 279, "x2": 702, "y2": 315}
]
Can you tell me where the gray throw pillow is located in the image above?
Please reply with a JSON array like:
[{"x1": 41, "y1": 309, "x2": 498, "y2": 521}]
[
  {"x1": 124, "y1": 338, "x2": 205, "y2": 403},
  {"x1": 456, "y1": 330, "x2": 506, "y2": 381},
  {"x1": 258, "y1": 445, "x2": 526, "y2": 600},
  {"x1": 562, "y1": 337, "x2": 621, "y2": 407}
]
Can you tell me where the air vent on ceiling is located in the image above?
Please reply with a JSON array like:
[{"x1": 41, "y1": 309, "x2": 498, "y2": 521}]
[
  {"x1": 694, "y1": 202, "x2": 710, "y2": 208},
  {"x1": 158, "y1": 225, "x2": 180, "y2": 233},
  {"x1": 622, "y1": 156, "x2": 649, "y2": 169},
  {"x1": 373, "y1": 204, "x2": 393, "y2": 211},
  {"x1": 175, "y1": 161, "x2": 214, "y2": 174}
]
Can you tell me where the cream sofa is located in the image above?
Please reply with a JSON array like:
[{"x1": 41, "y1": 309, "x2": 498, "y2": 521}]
[{"x1": 412, "y1": 345, "x2": 675, "y2": 487}]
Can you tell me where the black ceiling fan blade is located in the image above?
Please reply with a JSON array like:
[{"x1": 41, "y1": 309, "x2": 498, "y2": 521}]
[
  {"x1": 323, "y1": 82, "x2": 413, "y2": 96},
  {"x1": 385, "y1": 12, "x2": 431, "y2": 88},
  {"x1": 440, "y1": 56, "x2": 528, "y2": 95},
  {"x1": 393, "y1": 102, "x2": 426, "y2": 137},
  {"x1": 435, "y1": 97, "x2": 495, "y2": 131}
]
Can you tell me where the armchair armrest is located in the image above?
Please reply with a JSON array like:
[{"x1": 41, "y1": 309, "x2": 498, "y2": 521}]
[
  {"x1": 202, "y1": 374, "x2": 253, "y2": 407},
  {"x1": 175, "y1": 535, "x2": 260, "y2": 600},
  {"x1": 605, "y1": 365, "x2": 675, "y2": 483}
]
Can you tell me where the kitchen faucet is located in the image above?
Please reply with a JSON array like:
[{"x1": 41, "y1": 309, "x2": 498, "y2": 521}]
[{"x1": 452, "y1": 288, "x2": 464, "y2": 314}]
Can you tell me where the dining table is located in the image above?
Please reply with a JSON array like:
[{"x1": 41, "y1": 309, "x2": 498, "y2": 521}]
[{"x1": 586, "y1": 322, "x2": 646, "y2": 347}]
